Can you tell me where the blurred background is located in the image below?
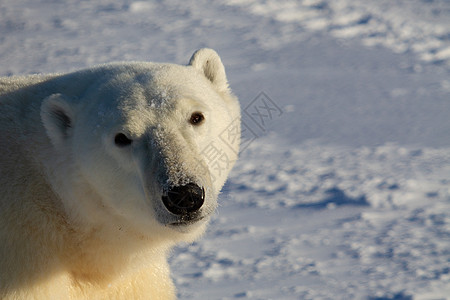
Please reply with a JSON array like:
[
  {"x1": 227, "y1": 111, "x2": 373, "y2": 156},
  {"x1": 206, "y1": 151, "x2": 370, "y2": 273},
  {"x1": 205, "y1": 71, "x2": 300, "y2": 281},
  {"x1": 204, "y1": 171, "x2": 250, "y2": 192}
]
[{"x1": 1, "y1": 1, "x2": 449, "y2": 299}]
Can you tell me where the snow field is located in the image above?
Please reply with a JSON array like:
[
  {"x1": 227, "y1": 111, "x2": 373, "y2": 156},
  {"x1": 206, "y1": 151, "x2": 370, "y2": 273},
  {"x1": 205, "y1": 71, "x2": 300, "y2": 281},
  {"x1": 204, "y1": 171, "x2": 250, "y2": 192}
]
[
  {"x1": 1, "y1": 0, "x2": 449, "y2": 299},
  {"x1": 172, "y1": 140, "x2": 450, "y2": 299}
]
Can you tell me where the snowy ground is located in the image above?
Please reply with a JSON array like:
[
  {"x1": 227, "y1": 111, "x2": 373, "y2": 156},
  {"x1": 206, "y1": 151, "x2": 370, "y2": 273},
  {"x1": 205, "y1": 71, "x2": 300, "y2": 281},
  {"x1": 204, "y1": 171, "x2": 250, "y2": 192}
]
[{"x1": 1, "y1": 0, "x2": 450, "y2": 299}]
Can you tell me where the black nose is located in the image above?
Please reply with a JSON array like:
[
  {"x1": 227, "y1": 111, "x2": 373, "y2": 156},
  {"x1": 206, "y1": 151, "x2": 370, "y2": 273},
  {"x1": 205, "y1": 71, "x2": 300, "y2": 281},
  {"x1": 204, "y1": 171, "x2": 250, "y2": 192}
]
[{"x1": 162, "y1": 183, "x2": 205, "y2": 215}]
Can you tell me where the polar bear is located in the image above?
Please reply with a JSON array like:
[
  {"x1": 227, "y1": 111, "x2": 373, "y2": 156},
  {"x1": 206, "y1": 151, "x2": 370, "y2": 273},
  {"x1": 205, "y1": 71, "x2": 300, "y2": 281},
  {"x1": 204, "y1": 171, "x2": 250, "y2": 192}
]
[{"x1": 0, "y1": 49, "x2": 240, "y2": 299}]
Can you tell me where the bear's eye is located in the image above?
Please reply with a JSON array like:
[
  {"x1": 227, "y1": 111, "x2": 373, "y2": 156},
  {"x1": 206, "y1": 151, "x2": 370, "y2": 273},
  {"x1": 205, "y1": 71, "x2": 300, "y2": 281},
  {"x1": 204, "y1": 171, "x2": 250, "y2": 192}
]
[
  {"x1": 114, "y1": 133, "x2": 133, "y2": 147},
  {"x1": 190, "y1": 112, "x2": 205, "y2": 125}
]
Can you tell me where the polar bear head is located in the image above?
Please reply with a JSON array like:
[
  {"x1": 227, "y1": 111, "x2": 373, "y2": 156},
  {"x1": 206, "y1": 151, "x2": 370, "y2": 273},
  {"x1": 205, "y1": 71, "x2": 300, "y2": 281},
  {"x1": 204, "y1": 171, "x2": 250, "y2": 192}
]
[{"x1": 40, "y1": 49, "x2": 240, "y2": 242}]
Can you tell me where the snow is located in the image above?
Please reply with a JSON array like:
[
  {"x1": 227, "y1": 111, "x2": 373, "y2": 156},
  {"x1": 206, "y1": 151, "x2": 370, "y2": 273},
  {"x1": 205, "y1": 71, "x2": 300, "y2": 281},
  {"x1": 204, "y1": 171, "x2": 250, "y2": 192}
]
[{"x1": 1, "y1": 0, "x2": 449, "y2": 299}]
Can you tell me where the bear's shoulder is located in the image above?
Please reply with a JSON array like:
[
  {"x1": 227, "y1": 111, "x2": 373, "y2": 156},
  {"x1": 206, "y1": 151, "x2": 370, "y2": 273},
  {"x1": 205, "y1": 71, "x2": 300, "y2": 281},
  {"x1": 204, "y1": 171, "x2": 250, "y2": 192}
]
[{"x1": 0, "y1": 74, "x2": 57, "y2": 95}]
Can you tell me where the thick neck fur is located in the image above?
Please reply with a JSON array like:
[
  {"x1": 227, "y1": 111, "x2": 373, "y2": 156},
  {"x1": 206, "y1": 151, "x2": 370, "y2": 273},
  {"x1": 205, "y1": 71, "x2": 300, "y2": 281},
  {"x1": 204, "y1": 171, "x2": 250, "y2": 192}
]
[{"x1": 0, "y1": 146, "x2": 175, "y2": 299}]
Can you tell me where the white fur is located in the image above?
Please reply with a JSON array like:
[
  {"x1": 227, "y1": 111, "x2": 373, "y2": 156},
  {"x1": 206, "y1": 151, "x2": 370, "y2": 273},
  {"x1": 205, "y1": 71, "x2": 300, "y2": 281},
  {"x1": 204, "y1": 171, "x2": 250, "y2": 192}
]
[{"x1": 0, "y1": 49, "x2": 240, "y2": 299}]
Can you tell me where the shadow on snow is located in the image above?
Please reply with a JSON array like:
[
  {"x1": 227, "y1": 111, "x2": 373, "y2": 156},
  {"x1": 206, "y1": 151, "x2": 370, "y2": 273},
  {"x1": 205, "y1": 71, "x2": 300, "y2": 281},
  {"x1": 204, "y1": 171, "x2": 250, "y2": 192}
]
[{"x1": 294, "y1": 187, "x2": 369, "y2": 209}]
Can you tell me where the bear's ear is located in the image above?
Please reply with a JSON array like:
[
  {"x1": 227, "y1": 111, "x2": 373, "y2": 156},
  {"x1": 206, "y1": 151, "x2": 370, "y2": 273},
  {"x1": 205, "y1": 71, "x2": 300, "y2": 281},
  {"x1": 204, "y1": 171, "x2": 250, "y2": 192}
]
[
  {"x1": 188, "y1": 48, "x2": 229, "y2": 93},
  {"x1": 40, "y1": 93, "x2": 74, "y2": 147}
]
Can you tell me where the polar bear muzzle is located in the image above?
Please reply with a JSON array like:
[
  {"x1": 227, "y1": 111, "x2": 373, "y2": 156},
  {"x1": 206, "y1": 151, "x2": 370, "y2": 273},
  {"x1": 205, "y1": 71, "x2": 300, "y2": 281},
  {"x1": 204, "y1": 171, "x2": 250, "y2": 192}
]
[{"x1": 162, "y1": 183, "x2": 205, "y2": 217}]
